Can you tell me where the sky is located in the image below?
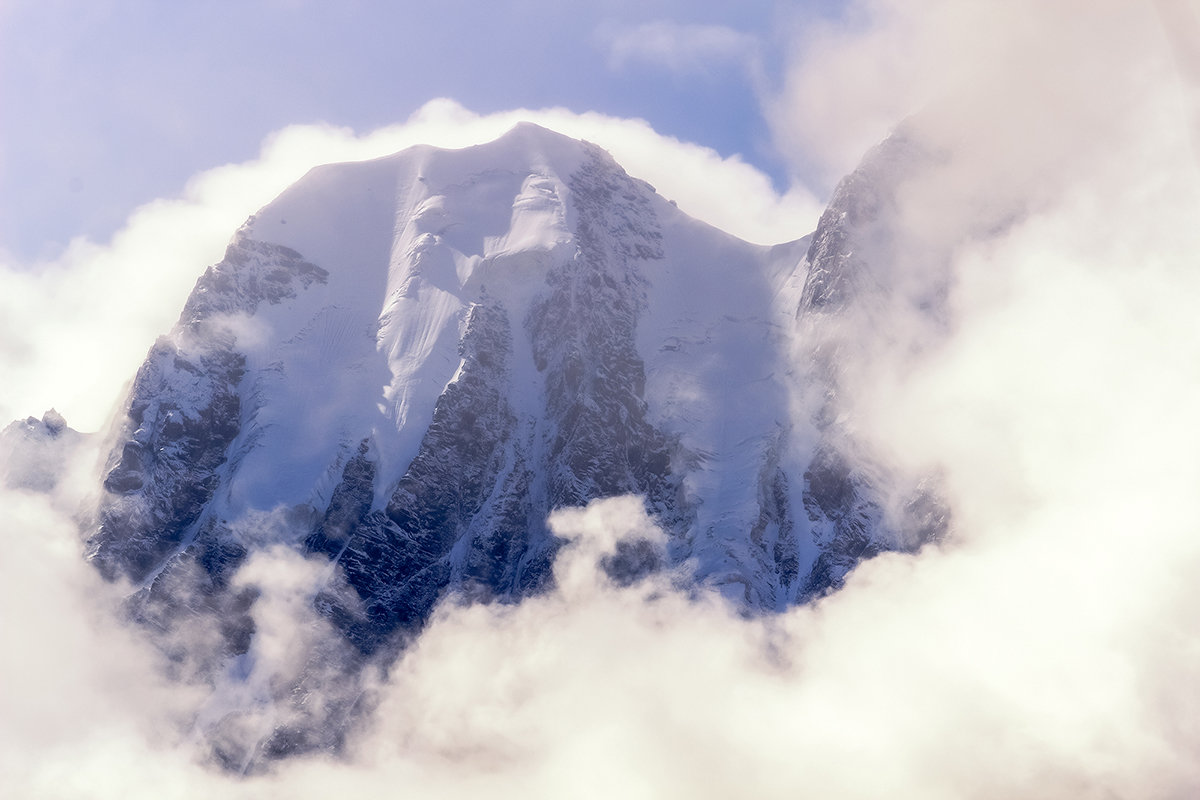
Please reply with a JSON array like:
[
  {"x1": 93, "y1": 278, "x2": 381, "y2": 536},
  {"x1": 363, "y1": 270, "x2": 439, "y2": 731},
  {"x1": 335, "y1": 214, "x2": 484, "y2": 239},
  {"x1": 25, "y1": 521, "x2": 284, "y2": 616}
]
[{"x1": 4, "y1": 0, "x2": 1200, "y2": 797}]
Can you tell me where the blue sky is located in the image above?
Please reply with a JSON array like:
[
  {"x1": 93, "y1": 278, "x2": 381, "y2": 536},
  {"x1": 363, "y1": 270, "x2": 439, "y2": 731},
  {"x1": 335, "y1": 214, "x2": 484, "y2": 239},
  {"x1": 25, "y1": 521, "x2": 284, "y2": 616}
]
[{"x1": 0, "y1": 0, "x2": 848, "y2": 262}]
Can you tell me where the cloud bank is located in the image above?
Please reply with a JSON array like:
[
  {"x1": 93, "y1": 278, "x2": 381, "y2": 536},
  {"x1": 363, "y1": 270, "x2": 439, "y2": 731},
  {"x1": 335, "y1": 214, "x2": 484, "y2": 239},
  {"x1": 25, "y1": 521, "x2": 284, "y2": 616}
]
[{"x1": 4, "y1": 0, "x2": 1200, "y2": 797}]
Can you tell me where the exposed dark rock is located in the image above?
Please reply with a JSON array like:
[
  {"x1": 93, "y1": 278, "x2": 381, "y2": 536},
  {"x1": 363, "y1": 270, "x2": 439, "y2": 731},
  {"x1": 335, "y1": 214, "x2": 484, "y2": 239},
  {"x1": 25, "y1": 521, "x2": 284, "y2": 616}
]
[
  {"x1": 90, "y1": 338, "x2": 245, "y2": 584},
  {"x1": 179, "y1": 234, "x2": 328, "y2": 327},
  {"x1": 530, "y1": 148, "x2": 682, "y2": 524},
  {"x1": 308, "y1": 300, "x2": 519, "y2": 652}
]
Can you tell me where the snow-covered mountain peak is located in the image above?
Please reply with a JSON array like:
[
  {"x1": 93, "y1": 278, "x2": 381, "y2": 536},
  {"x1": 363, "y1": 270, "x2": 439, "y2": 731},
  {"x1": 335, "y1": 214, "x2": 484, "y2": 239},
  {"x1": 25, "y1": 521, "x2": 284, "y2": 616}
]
[{"x1": 75, "y1": 124, "x2": 946, "y2": 761}]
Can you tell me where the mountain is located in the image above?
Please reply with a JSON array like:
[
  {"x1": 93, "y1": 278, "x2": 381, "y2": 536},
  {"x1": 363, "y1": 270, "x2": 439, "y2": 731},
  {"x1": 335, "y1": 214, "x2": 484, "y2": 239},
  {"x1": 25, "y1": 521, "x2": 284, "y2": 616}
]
[{"x1": 9, "y1": 123, "x2": 947, "y2": 762}]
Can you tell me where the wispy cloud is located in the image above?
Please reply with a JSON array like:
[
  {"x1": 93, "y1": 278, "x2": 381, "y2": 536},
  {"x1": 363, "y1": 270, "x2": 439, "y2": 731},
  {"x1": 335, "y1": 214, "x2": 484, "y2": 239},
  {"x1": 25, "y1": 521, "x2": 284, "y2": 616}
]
[{"x1": 601, "y1": 20, "x2": 763, "y2": 81}]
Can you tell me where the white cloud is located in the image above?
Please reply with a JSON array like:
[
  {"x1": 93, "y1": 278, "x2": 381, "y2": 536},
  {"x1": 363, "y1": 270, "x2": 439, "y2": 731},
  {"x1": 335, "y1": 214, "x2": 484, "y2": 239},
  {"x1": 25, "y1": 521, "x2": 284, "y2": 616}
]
[
  {"x1": 6, "y1": 423, "x2": 1200, "y2": 799},
  {"x1": 771, "y1": 0, "x2": 1192, "y2": 187},
  {"x1": 0, "y1": 487, "x2": 212, "y2": 798},
  {"x1": 0, "y1": 100, "x2": 820, "y2": 432},
  {"x1": 9, "y1": 486, "x2": 1191, "y2": 797}
]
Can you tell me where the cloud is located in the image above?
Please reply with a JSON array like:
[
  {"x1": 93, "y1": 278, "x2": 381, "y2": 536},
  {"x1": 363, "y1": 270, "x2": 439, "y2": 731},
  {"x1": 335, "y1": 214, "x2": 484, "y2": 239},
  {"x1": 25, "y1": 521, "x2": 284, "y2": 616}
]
[
  {"x1": 602, "y1": 20, "x2": 762, "y2": 79},
  {"x1": 0, "y1": 100, "x2": 820, "y2": 432},
  {"x1": 1153, "y1": 0, "x2": 1200, "y2": 156},
  {"x1": 771, "y1": 0, "x2": 1192, "y2": 187},
  {"x1": 10, "y1": 488, "x2": 1190, "y2": 798},
  {"x1": 769, "y1": 0, "x2": 1200, "y2": 494},
  {"x1": 5, "y1": 461, "x2": 1200, "y2": 798},
  {"x1": 779, "y1": 0, "x2": 1200, "y2": 791},
  {"x1": 0, "y1": 485, "x2": 212, "y2": 798}
]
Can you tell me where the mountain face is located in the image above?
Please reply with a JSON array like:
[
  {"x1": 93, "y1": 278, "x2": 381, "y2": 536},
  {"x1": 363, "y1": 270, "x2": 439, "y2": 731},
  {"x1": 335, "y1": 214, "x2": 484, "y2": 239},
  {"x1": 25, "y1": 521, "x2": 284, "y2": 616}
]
[{"x1": 15, "y1": 123, "x2": 946, "y2": 761}]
